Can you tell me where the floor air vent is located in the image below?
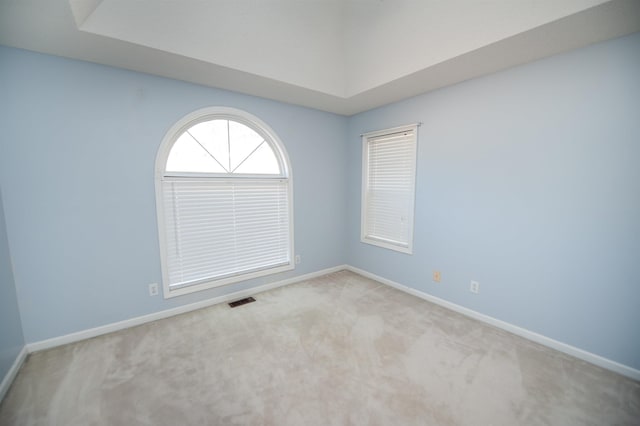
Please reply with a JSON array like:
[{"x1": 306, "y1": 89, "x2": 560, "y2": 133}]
[{"x1": 228, "y1": 297, "x2": 256, "y2": 308}]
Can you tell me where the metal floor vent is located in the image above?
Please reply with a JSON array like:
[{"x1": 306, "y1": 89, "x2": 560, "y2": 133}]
[{"x1": 228, "y1": 297, "x2": 256, "y2": 308}]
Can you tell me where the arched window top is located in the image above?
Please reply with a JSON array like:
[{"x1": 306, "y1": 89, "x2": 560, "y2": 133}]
[
  {"x1": 158, "y1": 107, "x2": 290, "y2": 178},
  {"x1": 166, "y1": 118, "x2": 282, "y2": 175}
]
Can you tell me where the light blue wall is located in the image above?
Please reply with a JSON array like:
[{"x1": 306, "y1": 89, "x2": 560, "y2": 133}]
[
  {"x1": 0, "y1": 188, "x2": 25, "y2": 379},
  {"x1": 347, "y1": 33, "x2": 640, "y2": 369},
  {"x1": 0, "y1": 46, "x2": 348, "y2": 343}
]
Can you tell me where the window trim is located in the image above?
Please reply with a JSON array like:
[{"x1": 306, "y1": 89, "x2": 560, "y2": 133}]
[
  {"x1": 360, "y1": 123, "x2": 418, "y2": 254},
  {"x1": 155, "y1": 107, "x2": 294, "y2": 298}
]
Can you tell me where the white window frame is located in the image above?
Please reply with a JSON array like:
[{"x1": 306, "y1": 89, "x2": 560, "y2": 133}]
[
  {"x1": 155, "y1": 107, "x2": 294, "y2": 298},
  {"x1": 361, "y1": 123, "x2": 418, "y2": 254}
]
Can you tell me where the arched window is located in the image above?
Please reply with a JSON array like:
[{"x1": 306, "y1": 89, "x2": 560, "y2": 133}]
[{"x1": 155, "y1": 107, "x2": 294, "y2": 298}]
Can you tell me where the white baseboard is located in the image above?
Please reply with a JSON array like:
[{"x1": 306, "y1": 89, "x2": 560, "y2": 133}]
[
  {"x1": 345, "y1": 265, "x2": 640, "y2": 382},
  {"x1": 0, "y1": 345, "x2": 28, "y2": 402},
  {"x1": 27, "y1": 265, "x2": 346, "y2": 353}
]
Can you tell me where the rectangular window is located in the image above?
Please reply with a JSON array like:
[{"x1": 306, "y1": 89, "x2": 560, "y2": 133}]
[{"x1": 361, "y1": 124, "x2": 418, "y2": 254}]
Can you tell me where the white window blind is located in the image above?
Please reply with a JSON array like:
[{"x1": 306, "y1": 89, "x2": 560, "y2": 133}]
[
  {"x1": 361, "y1": 125, "x2": 417, "y2": 254},
  {"x1": 161, "y1": 178, "x2": 290, "y2": 290}
]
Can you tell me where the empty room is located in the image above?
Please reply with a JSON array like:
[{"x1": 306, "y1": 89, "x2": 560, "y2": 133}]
[{"x1": 1, "y1": 0, "x2": 639, "y2": 424}]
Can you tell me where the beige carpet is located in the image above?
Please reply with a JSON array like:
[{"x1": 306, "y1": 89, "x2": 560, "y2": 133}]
[{"x1": 1, "y1": 271, "x2": 638, "y2": 425}]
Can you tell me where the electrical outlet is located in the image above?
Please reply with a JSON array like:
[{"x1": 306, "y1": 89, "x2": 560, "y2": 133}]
[
  {"x1": 433, "y1": 271, "x2": 441, "y2": 283},
  {"x1": 148, "y1": 283, "x2": 159, "y2": 296},
  {"x1": 470, "y1": 281, "x2": 480, "y2": 294},
  {"x1": 295, "y1": 254, "x2": 301, "y2": 264}
]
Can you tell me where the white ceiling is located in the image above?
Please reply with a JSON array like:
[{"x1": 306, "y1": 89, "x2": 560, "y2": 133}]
[{"x1": 1, "y1": 0, "x2": 639, "y2": 115}]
